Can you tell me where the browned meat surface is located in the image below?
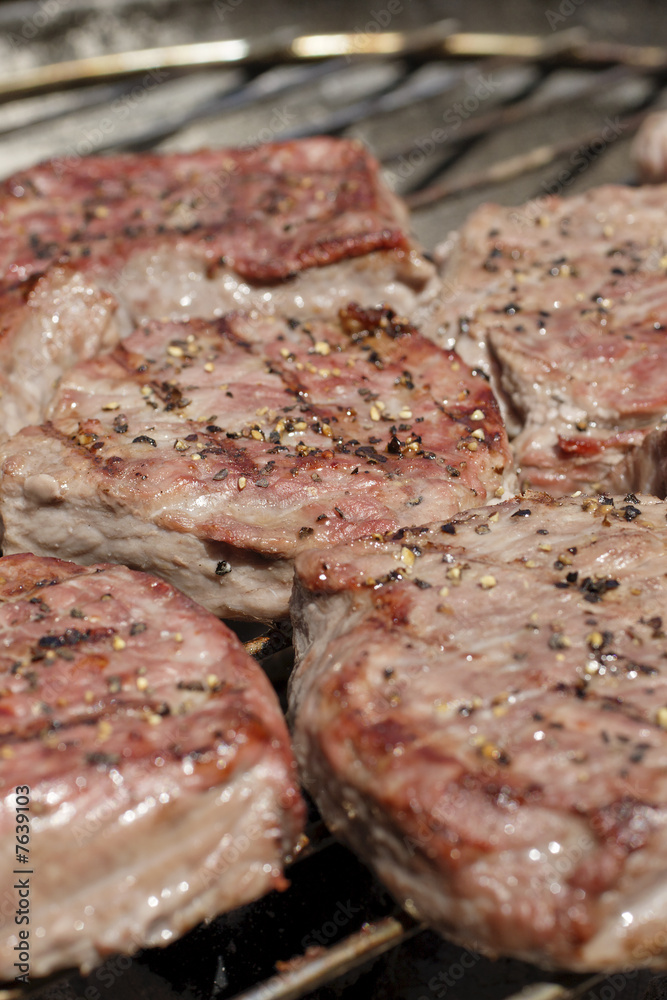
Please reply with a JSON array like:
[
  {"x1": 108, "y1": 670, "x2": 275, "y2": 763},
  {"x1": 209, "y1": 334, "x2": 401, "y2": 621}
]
[
  {"x1": 0, "y1": 553, "x2": 304, "y2": 980},
  {"x1": 439, "y1": 183, "x2": 667, "y2": 495},
  {"x1": 0, "y1": 140, "x2": 411, "y2": 289},
  {"x1": 290, "y1": 492, "x2": 667, "y2": 971},
  {"x1": 0, "y1": 305, "x2": 510, "y2": 620},
  {"x1": 0, "y1": 139, "x2": 441, "y2": 439}
]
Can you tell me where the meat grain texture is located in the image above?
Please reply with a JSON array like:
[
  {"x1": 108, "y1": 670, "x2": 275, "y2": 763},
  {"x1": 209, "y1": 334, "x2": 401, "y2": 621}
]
[
  {"x1": 439, "y1": 183, "x2": 667, "y2": 496},
  {"x1": 0, "y1": 139, "x2": 442, "y2": 439},
  {"x1": 0, "y1": 554, "x2": 304, "y2": 980},
  {"x1": 290, "y1": 492, "x2": 667, "y2": 971},
  {"x1": 0, "y1": 306, "x2": 510, "y2": 620}
]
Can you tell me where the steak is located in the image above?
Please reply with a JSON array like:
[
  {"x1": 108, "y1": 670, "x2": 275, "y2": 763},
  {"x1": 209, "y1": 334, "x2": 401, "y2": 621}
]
[
  {"x1": 0, "y1": 305, "x2": 510, "y2": 620},
  {"x1": 1, "y1": 139, "x2": 413, "y2": 294},
  {"x1": 0, "y1": 553, "x2": 304, "y2": 980},
  {"x1": 0, "y1": 138, "x2": 442, "y2": 438},
  {"x1": 1, "y1": 138, "x2": 441, "y2": 335},
  {"x1": 0, "y1": 266, "x2": 123, "y2": 441},
  {"x1": 290, "y1": 491, "x2": 667, "y2": 971},
  {"x1": 439, "y1": 183, "x2": 667, "y2": 495}
]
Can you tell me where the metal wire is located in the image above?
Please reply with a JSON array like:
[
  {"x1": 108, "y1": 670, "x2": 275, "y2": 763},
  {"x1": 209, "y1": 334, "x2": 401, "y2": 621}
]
[
  {"x1": 4, "y1": 23, "x2": 667, "y2": 104},
  {"x1": 0, "y1": 20, "x2": 457, "y2": 102},
  {"x1": 227, "y1": 914, "x2": 424, "y2": 1000},
  {"x1": 223, "y1": 919, "x2": 607, "y2": 1000},
  {"x1": 405, "y1": 109, "x2": 649, "y2": 209}
]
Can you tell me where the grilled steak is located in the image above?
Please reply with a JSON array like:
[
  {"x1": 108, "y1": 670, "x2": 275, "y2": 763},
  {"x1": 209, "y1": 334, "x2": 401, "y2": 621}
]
[
  {"x1": 290, "y1": 492, "x2": 667, "y2": 971},
  {"x1": 0, "y1": 138, "x2": 441, "y2": 438},
  {"x1": 0, "y1": 553, "x2": 304, "y2": 980},
  {"x1": 0, "y1": 305, "x2": 510, "y2": 620},
  {"x1": 1, "y1": 138, "x2": 441, "y2": 326},
  {"x1": 439, "y1": 183, "x2": 667, "y2": 495}
]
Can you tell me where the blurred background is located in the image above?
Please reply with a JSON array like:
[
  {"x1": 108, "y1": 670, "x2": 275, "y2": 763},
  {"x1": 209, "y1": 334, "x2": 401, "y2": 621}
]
[
  {"x1": 2, "y1": 0, "x2": 667, "y2": 248},
  {"x1": 3, "y1": 2, "x2": 667, "y2": 999}
]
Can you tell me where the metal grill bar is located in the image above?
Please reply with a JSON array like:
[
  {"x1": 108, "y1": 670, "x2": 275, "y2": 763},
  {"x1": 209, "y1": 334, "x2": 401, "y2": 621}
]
[
  {"x1": 0, "y1": 20, "x2": 457, "y2": 102},
  {"x1": 0, "y1": 34, "x2": 274, "y2": 101},
  {"x1": 5, "y1": 24, "x2": 667, "y2": 105},
  {"x1": 382, "y1": 62, "x2": 643, "y2": 166},
  {"x1": 242, "y1": 625, "x2": 292, "y2": 661},
  {"x1": 224, "y1": 920, "x2": 609, "y2": 1000},
  {"x1": 227, "y1": 914, "x2": 424, "y2": 1000},
  {"x1": 405, "y1": 109, "x2": 648, "y2": 209},
  {"x1": 279, "y1": 61, "x2": 471, "y2": 142}
]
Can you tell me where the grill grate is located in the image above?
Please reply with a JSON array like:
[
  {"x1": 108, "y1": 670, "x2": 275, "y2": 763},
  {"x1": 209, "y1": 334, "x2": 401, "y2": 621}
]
[{"x1": 3, "y1": 6, "x2": 667, "y2": 999}]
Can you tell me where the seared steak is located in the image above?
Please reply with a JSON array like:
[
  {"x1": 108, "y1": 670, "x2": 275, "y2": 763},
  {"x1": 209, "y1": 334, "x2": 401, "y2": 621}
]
[
  {"x1": 0, "y1": 305, "x2": 510, "y2": 620},
  {"x1": 1, "y1": 138, "x2": 441, "y2": 325},
  {"x1": 2, "y1": 139, "x2": 408, "y2": 291},
  {"x1": 440, "y1": 183, "x2": 667, "y2": 495},
  {"x1": 0, "y1": 138, "x2": 441, "y2": 438},
  {"x1": 0, "y1": 553, "x2": 304, "y2": 980},
  {"x1": 290, "y1": 492, "x2": 667, "y2": 971}
]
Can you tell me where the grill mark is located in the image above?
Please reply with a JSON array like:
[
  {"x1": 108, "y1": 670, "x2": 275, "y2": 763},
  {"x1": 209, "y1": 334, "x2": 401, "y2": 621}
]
[
  {"x1": 0, "y1": 687, "x2": 257, "y2": 746},
  {"x1": 102, "y1": 319, "x2": 271, "y2": 484}
]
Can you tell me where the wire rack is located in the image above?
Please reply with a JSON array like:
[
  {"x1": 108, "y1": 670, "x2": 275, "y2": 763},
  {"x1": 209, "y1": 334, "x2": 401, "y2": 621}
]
[{"x1": 2, "y1": 3, "x2": 667, "y2": 999}]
